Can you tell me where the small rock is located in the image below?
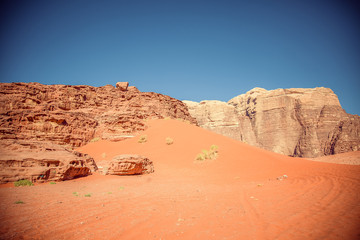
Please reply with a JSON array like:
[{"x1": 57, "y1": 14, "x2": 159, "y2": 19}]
[{"x1": 116, "y1": 82, "x2": 129, "y2": 91}]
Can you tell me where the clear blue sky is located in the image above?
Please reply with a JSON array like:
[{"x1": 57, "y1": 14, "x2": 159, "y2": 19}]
[{"x1": 1, "y1": 0, "x2": 359, "y2": 115}]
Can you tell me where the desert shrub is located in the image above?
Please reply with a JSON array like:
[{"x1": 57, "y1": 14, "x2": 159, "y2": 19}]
[
  {"x1": 202, "y1": 150, "x2": 209, "y2": 159},
  {"x1": 49, "y1": 182, "x2": 56, "y2": 185},
  {"x1": 166, "y1": 137, "x2": 174, "y2": 145},
  {"x1": 138, "y1": 135, "x2": 147, "y2": 143},
  {"x1": 195, "y1": 145, "x2": 219, "y2": 161},
  {"x1": 195, "y1": 153, "x2": 206, "y2": 161},
  {"x1": 90, "y1": 137, "x2": 100, "y2": 142},
  {"x1": 208, "y1": 145, "x2": 219, "y2": 160},
  {"x1": 210, "y1": 145, "x2": 219, "y2": 151},
  {"x1": 14, "y1": 200, "x2": 24, "y2": 204},
  {"x1": 14, "y1": 179, "x2": 33, "y2": 187},
  {"x1": 101, "y1": 152, "x2": 107, "y2": 158},
  {"x1": 84, "y1": 193, "x2": 92, "y2": 197}
]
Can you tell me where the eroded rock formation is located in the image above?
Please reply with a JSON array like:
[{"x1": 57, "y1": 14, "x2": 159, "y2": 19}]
[
  {"x1": 184, "y1": 87, "x2": 360, "y2": 158},
  {"x1": 0, "y1": 82, "x2": 195, "y2": 183},
  {"x1": 0, "y1": 82, "x2": 196, "y2": 146},
  {"x1": 0, "y1": 140, "x2": 97, "y2": 183},
  {"x1": 97, "y1": 155, "x2": 154, "y2": 175}
]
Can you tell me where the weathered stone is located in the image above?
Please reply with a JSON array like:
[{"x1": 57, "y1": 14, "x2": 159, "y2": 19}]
[
  {"x1": 127, "y1": 86, "x2": 140, "y2": 92},
  {"x1": 98, "y1": 155, "x2": 154, "y2": 175},
  {"x1": 0, "y1": 82, "x2": 197, "y2": 147},
  {"x1": 0, "y1": 82, "x2": 196, "y2": 182},
  {"x1": 184, "y1": 87, "x2": 360, "y2": 158},
  {"x1": 116, "y1": 82, "x2": 129, "y2": 91},
  {"x1": 183, "y1": 100, "x2": 242, "y2": 140},
  {"x1": 0, "y1": 140, "x2": 97, "y2": 183}
]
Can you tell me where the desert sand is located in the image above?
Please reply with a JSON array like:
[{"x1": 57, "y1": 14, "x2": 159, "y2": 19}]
[{"x1": 0, "y1": 119, "x2": 359, "y2": 239}]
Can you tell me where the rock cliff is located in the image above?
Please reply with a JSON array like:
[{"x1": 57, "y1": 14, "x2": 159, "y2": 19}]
[
  {"x1": 184, "y1": 87, "x2": 360, "y2": 158},
  {"x1": 0, "y1": 82, "x2": 196, "y2": 183},
  {"x1": 0, "y1": 82, "x2": 196, "y2": 147}
]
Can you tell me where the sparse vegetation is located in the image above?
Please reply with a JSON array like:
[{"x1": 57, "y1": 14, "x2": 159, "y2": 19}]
[
  {"x1": 84, "y1": 193, "x2": 92, "y2": 197},
  {"x1": 138, "y1": 135, "x2": 147, "y2": 143},
  {"x1": 49, "y1": 182, "x2": 56, "y2": 185},
  {"x1": 166, "y1": 137, "x2": 174, "y2": 145},
  {"x1": 195, "y1": 153, "x2": 206, "y2": 161},
  {"x1": 73, "y1": 192, "x2": 79, "y2": 197},
  {"x1": 90, "y1": 137, "x2": 100, "y2": 142},
  {"x1": 14, "y1": 179, "x2": 33, "y2": 187},
  {"x1": 14, "y1": 200, "x2": 24, "y2": 204},
  {"x1": 195, "y1": 145, "x2": 219, "y2": 161},
  {"x1": 209, "y1": 145, "x2": 219, "y2": 160},
  {"x1": 202, "y1": 149, "x2": 209, "y2": 159}
]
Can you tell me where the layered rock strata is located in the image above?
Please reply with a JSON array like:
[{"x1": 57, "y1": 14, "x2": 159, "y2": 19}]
[
  {"x1": 97, "y1": 155, "x2": 154, "y2": 175},
  {"x1": 184, "y1": 87, "x2": 360, "y2": 158},
  {"x1": 0, "y1": 82, "x2": 195, "y2": 182},
  {"x1": 0, "y1": 82, "x2": 196, "y2": 147},
  {"x1": 0, "y1": 140, "x2": 97, "y2": 183}
]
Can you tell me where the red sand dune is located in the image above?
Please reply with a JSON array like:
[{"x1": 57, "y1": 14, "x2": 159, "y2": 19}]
[
  {"x1": 0, "y1": 119, "x2": 359, "y2": 239},
  {"x1": 308, "y1": 151, "x2": 360, "y2": 165}
]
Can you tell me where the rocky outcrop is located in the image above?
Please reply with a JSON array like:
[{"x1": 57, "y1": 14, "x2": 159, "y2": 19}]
[
  {"x1": 0, "y1": 82, "x2": 196, "y2": 183},
  {"x1": 0, "y1": 140, "x2": 97, "y2": 183},
  {"x1": 184, "y1": 87, "x2": 360, "y2": 158},
  {"x1": 116, "y1": 82, "x2": 129, "y2": 91},
  {"x1": 97, "y1": 155, "x2": 154, "y2": 175},
  {"x1": 0, "y1": 82, "x2": 197, "y2": 147},
  {"x1": 184, "y1": 100, "x2": 242, "y2": 141}
]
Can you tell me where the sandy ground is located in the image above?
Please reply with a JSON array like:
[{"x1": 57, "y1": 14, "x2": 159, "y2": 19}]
[
  {"x1": 307, "y1": 151, "x2": 360, "y2": 165},
  {"x1": 0, "y1": 119, "x2": 359, "y2": 240}
]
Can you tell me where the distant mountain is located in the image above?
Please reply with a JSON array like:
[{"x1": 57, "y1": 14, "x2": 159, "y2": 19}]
[{"x1": 184, "y1": 87, "x2": 360, "y2": 158}]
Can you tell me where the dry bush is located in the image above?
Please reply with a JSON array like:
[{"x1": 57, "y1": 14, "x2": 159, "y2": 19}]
[
  {"x1": 195, "y1": 145, "x2": 219, "y2": 161},
  {"x1": 138, "y1": 135, "x2": 148, "y2": 143},
  {"x1": 166, "y1": 137, "x2": 174, "y2": 145}
]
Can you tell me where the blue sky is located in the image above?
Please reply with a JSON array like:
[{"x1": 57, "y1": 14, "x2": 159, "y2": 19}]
[{"x1": 1, "y1": 0, "x2": 359, "y2": 115}]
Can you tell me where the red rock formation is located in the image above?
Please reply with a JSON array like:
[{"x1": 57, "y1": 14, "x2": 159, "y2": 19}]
[
  {"x1": 0, "y1": 82, "x2": 196, "y2": 183},
  {"x1": 0, "y1": 82, "x2": 197, "y2": 147},
  {"x1": 184, "y1": 87, "x2": 360, "y2": 158},
  {"x1": 97, "y1": 155, "x2": 154, "y2": 175},
  {"x1": 0, "y1": 139, "x2": 97, "y2": 183},
  {"x1": 116, "y1": 82, "x2": 129, "y2": 91}
]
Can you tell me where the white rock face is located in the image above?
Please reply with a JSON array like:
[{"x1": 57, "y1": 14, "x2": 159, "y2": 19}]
[
  {"x1": 184, "y1": 87, "x2": 360, "y2": 157},
  {"x1": 183, "y1": 100, "x2": 241, "y2": 140}
]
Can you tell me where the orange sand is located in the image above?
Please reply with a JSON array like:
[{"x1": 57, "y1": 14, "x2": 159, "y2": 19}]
[{"x1": 0, "y1": 119, "x2": 359, "y2": 239}]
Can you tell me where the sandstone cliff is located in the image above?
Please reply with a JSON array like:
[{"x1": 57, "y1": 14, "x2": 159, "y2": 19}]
[
  {"x1": 0, "y1": 82, "x2": 196, "y2": 147},
  {"x1": 0, "y1": 82, "x2": 196, "y2": 183},
  {"x1": 184, "y1": 87, "x2": 360, "y2": 158}
]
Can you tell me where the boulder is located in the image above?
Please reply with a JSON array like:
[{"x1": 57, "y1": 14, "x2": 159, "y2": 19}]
[
  {"x1": 0, "y1": 140, "x2": 97, "y2": 183},
  {"x1": 116, "y1": 82, "x2": 129, "y2": 91},
  {"x1": 98, "y1": 155, "x2": 154, "y2": 175},
  {"x1": 184, "y1": 87, "x2": 360, "y2": 158}
]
